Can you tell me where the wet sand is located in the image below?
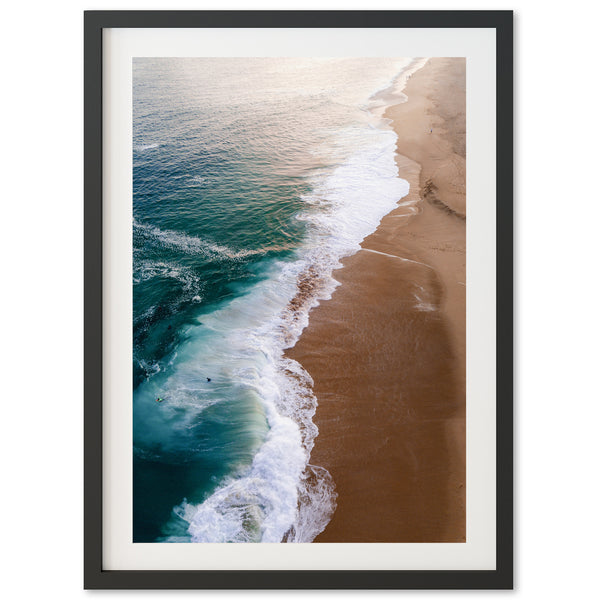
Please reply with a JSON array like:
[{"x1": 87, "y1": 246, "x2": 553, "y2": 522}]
[{"x1": 286, "y1": 58, "x2": 466, "y2": 542}]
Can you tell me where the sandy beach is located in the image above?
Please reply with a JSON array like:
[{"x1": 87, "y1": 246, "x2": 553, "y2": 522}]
[{"x1": 286, "y1": 58, "x2": 466, "y2": 542}]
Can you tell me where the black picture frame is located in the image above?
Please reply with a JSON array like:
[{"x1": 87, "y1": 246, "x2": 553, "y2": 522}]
[{"x1": 84, "y1": 10, "x2": 513, "y2": 590}]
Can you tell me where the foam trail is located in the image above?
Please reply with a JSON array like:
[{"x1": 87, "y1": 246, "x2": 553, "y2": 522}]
[
  {"x1": 362, "y1": 247, "x2": 434, "y2": 270},
  {"x1": 133, "y1": 259, "x2": 203, "y2": 294},
  {"x1": 133, "y1": 218, "x2": 269, "y2": 260},
  {"x1": 135, "y1": 142, "x2": 160, "y2": 151}
]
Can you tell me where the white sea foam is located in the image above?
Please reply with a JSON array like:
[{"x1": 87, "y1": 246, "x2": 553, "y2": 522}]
[
  {"x1": 133, "y1": 219, "x2": 266, "y2": 260},
  {"x1": 414, "y1": 295, "x2": 438, "y2": 312},
  {"x1": 188, "y1": 175, "x2": 206, "y2": 186},
  {"x1": 175, "y1": 399, "x2": 306, "y2": 543},
  {"x1": 133, "y1": 259, "x2": 203, "y2": 294},
  {"x1": 413, "y1": 284, "x2": 439, "y2": 312},
  {"x1": 391, "y1": 57, "x2": 429, "y2": 98},
  {"x1": 135, "y1": 142, "x2": 160, "y2": 151},
  {"x1": 365, "y1": 57, "x2": 429, "y2": 119}
]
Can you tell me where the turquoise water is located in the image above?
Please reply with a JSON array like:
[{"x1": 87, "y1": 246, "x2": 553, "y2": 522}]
[{"x1": 133, "y1": 57, "x2": 416, "y2": 542}]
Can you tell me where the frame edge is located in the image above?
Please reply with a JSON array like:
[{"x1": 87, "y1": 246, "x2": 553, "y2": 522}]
[{"x1": 83, "y1": 8, "x2": 514, "y2": 590}]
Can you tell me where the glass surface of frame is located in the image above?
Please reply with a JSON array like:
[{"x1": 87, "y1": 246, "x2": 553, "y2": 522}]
[{"x1": 84, "y1": 10, "x2": 513, "y2": 590}]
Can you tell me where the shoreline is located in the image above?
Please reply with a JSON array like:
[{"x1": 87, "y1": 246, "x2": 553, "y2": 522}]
[{"x1": 287, "y1": 58, "x2": 466, "y2": 542}]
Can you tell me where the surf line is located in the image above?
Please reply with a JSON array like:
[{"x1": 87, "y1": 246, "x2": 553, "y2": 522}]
[{"x1": 361, "y1": 247, "x2": 434, "y2": 271}]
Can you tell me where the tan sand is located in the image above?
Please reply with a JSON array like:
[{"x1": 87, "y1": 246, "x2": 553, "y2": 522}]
[{"x1": 286, "y1": 58, "x2": 466, "y2": 542}]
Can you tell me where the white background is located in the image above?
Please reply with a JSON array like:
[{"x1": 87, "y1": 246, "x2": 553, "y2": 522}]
[{"x1": 1, "y1": 0, "x2": 598, "y2": 598}]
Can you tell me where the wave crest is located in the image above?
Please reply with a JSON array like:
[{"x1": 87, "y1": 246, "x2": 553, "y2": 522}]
[{"x1": 134, "y1": 218, "x2": 267, "y2": 261}]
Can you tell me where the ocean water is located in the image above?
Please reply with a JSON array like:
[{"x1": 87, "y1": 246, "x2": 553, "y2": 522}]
[{"x1": 133, "y1": 57, "x2": 422, "y2": 543}]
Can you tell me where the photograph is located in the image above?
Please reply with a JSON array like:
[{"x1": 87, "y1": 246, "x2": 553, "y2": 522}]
[{"x1": 131, "y1": 55, "x2": 466, "y2": 544}]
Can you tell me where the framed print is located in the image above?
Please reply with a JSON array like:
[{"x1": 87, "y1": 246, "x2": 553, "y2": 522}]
[{"x1": 84, "y1": 10, "x2": 513, "y2": 589}]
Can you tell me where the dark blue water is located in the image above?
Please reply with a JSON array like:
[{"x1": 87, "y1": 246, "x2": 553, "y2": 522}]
[{"x1": 132, "y1": 57, "x2": 415, "y2": 542}]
